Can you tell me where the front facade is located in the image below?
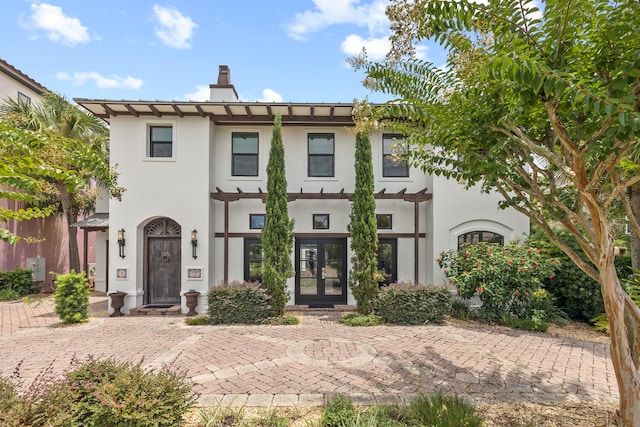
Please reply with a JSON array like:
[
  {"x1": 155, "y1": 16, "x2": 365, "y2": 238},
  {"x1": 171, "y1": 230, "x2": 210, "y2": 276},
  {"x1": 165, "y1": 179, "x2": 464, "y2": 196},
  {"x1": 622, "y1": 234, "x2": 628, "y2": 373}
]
[{"x1": 76, "y1": 66, "x2": 528, "y2": 314}]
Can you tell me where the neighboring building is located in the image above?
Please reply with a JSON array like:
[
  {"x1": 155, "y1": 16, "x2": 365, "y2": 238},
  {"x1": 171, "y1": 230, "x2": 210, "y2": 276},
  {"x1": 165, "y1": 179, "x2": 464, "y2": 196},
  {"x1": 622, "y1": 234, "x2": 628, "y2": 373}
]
[
  {"x1": 0, "y1": 58, "x2": 95, "y2": 283},
  {"x1": 75, "y1": 65, "x2": 528, "y2": 314}
]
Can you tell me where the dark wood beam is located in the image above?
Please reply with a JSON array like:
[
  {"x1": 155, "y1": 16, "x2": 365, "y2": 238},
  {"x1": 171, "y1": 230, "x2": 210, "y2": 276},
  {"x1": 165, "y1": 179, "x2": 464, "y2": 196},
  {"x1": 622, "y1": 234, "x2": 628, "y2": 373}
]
[
  {"x1": 172, "y1": 105, "x2": 185, "y2": 117},
  {"x1": 124, "y1": 104, "x2": 139, "y2": 117}
]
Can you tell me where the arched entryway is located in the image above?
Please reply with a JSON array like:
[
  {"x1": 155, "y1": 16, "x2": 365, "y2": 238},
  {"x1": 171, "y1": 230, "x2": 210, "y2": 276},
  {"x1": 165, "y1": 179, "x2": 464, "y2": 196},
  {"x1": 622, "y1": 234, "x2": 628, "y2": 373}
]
[{"x1": 144, "y1": 218, "x2": 181, "y2": 305}]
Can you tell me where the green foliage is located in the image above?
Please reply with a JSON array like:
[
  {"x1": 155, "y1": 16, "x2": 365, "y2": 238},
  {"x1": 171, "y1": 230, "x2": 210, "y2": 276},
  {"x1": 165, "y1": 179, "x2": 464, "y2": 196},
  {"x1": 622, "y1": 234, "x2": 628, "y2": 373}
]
[
  {"x1": 207, "y1": 281, "x2": 271, "y2": 324},
  {"x1": 0, "y1": 357, "x2": 195, "y2": 426},
  {"x1": 184, "y1": 316, "x2": 209, "y2": 325},
  {"x1": 0, "y1": 268, "x2": 36, "y2": 299},
  {"x1": 263, "y1": 315, "x2": 300, "y2": 325},
  {"x1": 322, "y1": 394, "x2": 356, "y2": 426},
  {"x1": 439, "y1": 241, "x2": 557, "y2": 321},
  {"x1": 592, "y1": 270, "x2": 640, "y2": 334},
  {"x1": 377, "y1": 283, "x2": 451, "y2": 324},
  {"x1": 348, "y1": 132, "x2": 379, "y2": 315},
  {"x1": 449, "y1": 298, "x2": 473, "y2": 320},
  {"x1": 501, "y1": 312, "x2": 550, "y2": 332},
  {"x1": 53, "y1": 271, "x2": 89, "y2": 324},
  {"x1": 339, "y1": 312, "x2": 384, "y2": 326},
  {"x1": 405, "y1": 391, "x2": 483, "y2": 427},
  {"x1": 262, "y1": 113, "x2": 294, "y2": 317}
]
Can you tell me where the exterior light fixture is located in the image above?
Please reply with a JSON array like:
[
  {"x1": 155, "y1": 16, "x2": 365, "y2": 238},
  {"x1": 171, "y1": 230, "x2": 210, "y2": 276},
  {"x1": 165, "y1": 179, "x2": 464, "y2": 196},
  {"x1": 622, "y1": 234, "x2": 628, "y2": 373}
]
[
  {"x1": 191, "y1": 229, "x2": 198, "y2": 259},
  {"x1": 117, "y1": 229, "x2": 126, "y2": 258}
]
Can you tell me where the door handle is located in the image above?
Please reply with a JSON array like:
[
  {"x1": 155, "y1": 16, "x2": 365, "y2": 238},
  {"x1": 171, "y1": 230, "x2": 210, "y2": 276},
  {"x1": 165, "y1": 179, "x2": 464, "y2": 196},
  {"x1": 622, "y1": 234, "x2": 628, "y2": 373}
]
[{"x1": 321, "y1": 267, "x2": 326, "y2": 279}]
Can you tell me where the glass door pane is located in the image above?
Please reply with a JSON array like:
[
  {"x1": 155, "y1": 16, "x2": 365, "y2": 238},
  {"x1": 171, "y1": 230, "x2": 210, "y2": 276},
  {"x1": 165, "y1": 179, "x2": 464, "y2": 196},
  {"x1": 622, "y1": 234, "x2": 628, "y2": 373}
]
[
  {"x1": 323, "y1": 243, "x2": 343, "y2": 296},
  {"x1": 299, "y1": 243, "x2": 318, "y2": 295}
]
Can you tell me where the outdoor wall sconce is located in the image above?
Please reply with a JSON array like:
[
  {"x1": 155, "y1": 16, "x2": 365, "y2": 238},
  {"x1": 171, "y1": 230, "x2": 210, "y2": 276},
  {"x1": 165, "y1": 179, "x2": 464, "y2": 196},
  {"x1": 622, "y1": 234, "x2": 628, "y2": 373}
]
[
  {"x1": 117, "y1": 229, "x2": 126, "y2": 258},
  {"x1": 191, "y1": 229, "x2": 198, "y2": 259}
]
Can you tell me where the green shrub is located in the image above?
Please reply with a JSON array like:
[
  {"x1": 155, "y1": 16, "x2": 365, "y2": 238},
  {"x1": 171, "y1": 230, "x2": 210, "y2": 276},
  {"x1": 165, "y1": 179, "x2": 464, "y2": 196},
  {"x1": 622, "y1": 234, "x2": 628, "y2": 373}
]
[
  {"x1": 322, "y1": 394, "x2": 356, "y2": 427},
  {"x1": 0, "y1": 376, "x2": 20, "y2": 426},
  {"x1": 264, "y1": 315, "x2": 300, "y2": 325},
  {"x1": 0, "y1": 268, "x2": 36, "y2": 297},
  {"x1": 207, "y1": 281, "x2": 271, "y2": 324},
  {"x1": 53, "y1": 271, "x2": 89, "y2": 323},
  {"x1": 0, "y1": 288, "x2": 20, "y2": 301},
  {"x1": 530, "y1": 289, "x2": 570, "y2": 326},
  {"x1": 7, "y1": 356, "x2": 196, "y2": 427},
  {"x1": 185, "y1": 316, "x2": 209, "y2": 325},
  {"x1": 406, "y1": 391, "x2": 483, "y2": 427},
  {"x1": 501, "y1": 312, "x2": 550, "y2": 332},
  {"x1": 339, "y1": 313, "x2": 384, "y2": 326},
  {"x1": 449, "y1": 298, "x2": 472, "y2": 320},
  {"x1": 377, "y1": 283, "x2": 451, "y2": 324},
  {"x1": 439, "y1": 240, "x2": 557, "y2": 321}
]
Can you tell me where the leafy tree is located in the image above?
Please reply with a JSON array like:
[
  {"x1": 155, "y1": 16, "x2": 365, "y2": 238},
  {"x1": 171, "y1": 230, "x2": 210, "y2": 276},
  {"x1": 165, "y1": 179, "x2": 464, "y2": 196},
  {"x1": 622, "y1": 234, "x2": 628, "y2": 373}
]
[
  {"x1": 0, "y1": 121, "x2": 67, "y2": 244},
  {"x1": 348, "y1": 131, "x2": 379, "y2": 314},
  {"x1": 262, "y1": 113, "x2": 294, "y2": 316},
  {"x1": 359, "y1": 0, "x2": 640, "y2": 423},
  {"x1": 2, "y1": 93, "x2": 120, "y2": 271}
]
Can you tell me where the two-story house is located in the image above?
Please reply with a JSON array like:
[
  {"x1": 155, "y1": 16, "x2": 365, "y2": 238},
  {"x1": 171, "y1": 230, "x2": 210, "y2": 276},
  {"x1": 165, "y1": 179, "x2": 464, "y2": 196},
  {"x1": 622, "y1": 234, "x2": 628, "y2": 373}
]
[{"x1": 75, "y1": 65, "x2": 528, "y2": 315}]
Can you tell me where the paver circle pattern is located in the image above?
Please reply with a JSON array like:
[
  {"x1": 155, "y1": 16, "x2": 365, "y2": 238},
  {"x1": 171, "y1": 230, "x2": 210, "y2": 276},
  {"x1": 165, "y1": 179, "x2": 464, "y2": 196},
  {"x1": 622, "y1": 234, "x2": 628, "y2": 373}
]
[{"x1": 0, "y1": 296, "x2": 619, "y2": 408}]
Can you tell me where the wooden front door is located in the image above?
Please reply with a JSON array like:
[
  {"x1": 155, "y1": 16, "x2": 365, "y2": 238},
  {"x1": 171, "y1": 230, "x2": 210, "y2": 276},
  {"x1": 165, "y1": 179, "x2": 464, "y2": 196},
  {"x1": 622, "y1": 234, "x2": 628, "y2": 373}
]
[
  {"x1": 295, "y1": 238, "x2": 347, "y2": 307},
  {"x1": 145, "y1": 218, "x2": 181, "y2": 305}
]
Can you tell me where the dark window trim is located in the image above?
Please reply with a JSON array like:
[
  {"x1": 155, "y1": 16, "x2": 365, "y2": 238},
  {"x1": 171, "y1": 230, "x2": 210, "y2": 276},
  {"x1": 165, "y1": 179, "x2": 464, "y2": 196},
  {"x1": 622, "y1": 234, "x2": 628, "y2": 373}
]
[
  {"x1": 457, "y1": 231, "x2": 504, "y2": 249},
  {"x1": 232, "y1": 132, "x2": 259, "y2": 177},
  {"x1": 149, "y1": 125, "x2": 173, "y2": 158},
  {"x1": 382, "y1": 133, "x2": 409, "y2": 178},
  {"x1": 377, "y1": 238, "x2": 398, "y2": 285},
  {"x1": 312, "y1": 213, "x2": 330, "y2": 230},
  {"x1": 308, "y1": 133, "x2": 335, "y2": 177},
  {"x1": 244, "y1": 238, "x2": 264, "y2": 283},
  {"x1": 249, "y1": 214, "x2": 265, "y2": 229},
  {"x1": 17, "y1": 92, "x2": 31, "y2": 106},
  {"x1": 376, "y1": 214, "x2": 393, "y2": 230}
]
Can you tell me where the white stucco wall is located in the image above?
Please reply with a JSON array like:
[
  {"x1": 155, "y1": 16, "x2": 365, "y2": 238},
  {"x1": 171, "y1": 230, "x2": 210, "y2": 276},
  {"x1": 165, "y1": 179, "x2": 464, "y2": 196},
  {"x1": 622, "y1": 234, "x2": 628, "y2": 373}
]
[
  {"x1": 427, "y1": 175, "x2": 530, "y2": 287},
  {"x1": 108, "y1": 115, "x2": 212, "y2": 313},
  {"x1": 0, "y1": 72, "x2": 43, "y2": 105}
]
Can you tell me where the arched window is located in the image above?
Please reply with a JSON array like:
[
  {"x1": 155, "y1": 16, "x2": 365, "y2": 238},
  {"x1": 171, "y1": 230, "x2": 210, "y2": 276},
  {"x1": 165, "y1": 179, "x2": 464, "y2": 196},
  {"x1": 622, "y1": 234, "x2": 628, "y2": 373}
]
[{"x1": 457, "y1": 231, "x2": 504, "y2": 249}]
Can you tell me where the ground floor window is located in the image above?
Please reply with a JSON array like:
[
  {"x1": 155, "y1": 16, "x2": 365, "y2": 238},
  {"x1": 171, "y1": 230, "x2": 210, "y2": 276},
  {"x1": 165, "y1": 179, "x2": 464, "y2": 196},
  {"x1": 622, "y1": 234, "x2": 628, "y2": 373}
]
[
  {"x1": 377, "y1": 238, "x2": 397, "y2": 285},
  {"x1": 244, "y1": 238, "x2": 263, "y2": 283},
  {"x1": 457, "y1": 231, "x2": 504, "y2": 249}
]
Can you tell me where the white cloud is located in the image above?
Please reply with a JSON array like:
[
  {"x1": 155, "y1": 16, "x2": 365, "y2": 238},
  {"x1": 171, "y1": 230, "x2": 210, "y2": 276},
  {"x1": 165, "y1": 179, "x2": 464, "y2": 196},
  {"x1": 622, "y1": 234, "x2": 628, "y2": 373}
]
[
  {"x1": 341, "y1": 34, "x2": 390, "y2": 60},
  {"x1": 24, "y1": 3, "x2": 90, "y2": 45},
  {"x1": 257, "y1": 89, "x2": 283, "y2": 103},
  {"x1": 153, "y1": 5, "x2": 197, "y2": 49},
  {"x1": 57, "y1": 71, "x2": 143, "y2": 89},
  {"x1": 184, "y1": 85, "x2": 210, "y2": 101},
  {"x1": 287, "y1": 0, "x2": 389, "y2": 41}
]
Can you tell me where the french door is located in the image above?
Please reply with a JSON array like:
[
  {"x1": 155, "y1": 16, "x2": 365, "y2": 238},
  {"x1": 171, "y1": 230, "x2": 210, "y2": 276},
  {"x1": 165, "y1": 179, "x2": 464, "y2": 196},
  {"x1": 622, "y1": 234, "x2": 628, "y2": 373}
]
[{"x1": 295, "y1": 238, "x2": 347, "y2": 306}]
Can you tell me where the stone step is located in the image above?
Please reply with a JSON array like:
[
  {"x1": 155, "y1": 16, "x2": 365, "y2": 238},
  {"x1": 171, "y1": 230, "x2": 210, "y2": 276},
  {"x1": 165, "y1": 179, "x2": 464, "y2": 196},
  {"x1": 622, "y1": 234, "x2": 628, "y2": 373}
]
[{"x1": 129, "y1": 304, "x2": 182, "y2": 316}]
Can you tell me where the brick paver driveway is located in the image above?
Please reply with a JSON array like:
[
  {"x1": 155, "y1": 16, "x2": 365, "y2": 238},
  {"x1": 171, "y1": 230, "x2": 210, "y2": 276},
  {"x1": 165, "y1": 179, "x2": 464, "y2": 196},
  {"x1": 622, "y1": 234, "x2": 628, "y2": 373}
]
[{"x1": 0, "y1": 295, "x2": 618, "y2": 407}]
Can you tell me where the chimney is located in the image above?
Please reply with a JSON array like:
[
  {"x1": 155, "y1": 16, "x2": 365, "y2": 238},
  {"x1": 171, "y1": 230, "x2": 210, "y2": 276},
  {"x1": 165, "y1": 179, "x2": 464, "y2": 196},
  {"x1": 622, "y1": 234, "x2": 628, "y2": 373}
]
[{"x1": 209, "y1": 65, "x2": 239, "y2": 102}]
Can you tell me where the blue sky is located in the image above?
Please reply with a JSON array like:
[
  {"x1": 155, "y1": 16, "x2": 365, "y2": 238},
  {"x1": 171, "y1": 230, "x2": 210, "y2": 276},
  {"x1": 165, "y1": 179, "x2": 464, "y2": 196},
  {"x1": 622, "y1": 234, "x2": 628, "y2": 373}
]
[{"x1": 1, "y1": 0, "x2": 447, "y2": 104}]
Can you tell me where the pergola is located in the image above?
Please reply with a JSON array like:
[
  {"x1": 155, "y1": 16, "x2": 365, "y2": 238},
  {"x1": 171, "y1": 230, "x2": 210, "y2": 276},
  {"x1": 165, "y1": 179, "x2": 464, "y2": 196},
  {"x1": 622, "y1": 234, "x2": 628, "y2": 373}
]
[{"x1": 211, "y1": 187, "x2": 432, "y2": 283}]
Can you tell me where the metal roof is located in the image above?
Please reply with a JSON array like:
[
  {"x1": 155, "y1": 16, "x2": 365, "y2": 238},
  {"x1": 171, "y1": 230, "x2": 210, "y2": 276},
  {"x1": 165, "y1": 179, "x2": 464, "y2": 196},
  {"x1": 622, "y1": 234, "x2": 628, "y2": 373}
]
[
  {"x1": 70, "y1": 212, "x2": 109, "y2": 230},
  {"x1": 73, "y1": 99, "x2": 356, "y2": 126}
]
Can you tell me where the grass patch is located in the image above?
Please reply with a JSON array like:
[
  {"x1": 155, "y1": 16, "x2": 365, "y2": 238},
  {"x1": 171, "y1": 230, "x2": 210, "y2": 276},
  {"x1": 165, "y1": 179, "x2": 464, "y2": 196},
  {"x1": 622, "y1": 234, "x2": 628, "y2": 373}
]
[
  {"x1": 185, "y1": 316, "x2": 210, "y2": 326},
  {"x1": 339, "y1": 313, "x2": 384, "y2": 326},
  {"x1": 264, "y1": 315, "x2": 300, "y2": 325}
]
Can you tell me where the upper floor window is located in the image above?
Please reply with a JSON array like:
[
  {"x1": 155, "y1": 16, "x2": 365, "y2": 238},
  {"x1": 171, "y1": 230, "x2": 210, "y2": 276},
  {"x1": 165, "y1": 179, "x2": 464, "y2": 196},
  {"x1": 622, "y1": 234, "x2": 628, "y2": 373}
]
[
  {"x1": 308, "y1": 133, "x2": 334, "y2": 177},
  {"x1": 149, "y1": 125, "x2": 173, "y2": 158},
  {"x1": 382, "y1": 134, "x2": 409, "y2": 177},
  {"x1": 250, "y1": 214, "x2": 265, "y2": 229},
  {"x1": 313, "y1": 214, "x2": 329, "y2": 229},
  {"x1": 17, "y1": 92, "x2": 31, "y2": 106},
  {"x1": 457, "y1": 231, "x2": 504, "y2": 249},
  {"x1": 232, "y1": 132, "x2": 259, "y2": 176}
]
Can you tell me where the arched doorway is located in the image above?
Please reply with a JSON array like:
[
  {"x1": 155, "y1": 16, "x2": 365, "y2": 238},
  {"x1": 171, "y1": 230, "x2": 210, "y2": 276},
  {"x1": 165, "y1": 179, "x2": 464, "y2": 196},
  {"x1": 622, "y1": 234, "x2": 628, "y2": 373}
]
[{"x1": 144, "y1": 218, "x2": 181, "y2": 305}]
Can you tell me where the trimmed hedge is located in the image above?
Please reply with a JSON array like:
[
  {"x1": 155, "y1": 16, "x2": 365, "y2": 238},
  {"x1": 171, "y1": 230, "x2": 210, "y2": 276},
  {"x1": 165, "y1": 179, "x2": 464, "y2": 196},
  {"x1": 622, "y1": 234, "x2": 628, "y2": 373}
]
[
  {"x1": 207, "y1": 281, "x2": 271, "y2": 324},
  {"x1": 377, "y1": 283, "x2": 451, "y2": 324},
  {"x1": 53, "y1": 271, "x2": 89, "y2": 324},
  {"x1": 0, "y1": 268, "x2": 36, "y2": 298}
]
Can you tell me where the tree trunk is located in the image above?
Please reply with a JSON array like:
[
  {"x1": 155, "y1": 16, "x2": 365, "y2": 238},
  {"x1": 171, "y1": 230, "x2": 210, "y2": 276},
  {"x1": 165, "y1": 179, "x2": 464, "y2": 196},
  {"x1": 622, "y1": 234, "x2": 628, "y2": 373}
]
[
  {"x1": 629, "y1": 182, "x2": 640, "y2": 270},
  {"x1": 56, "y1": 181, "x2": 81, "y2": 273},
  {"x1": 599, "y1": 241, "x2": 640, "y2": 426}
]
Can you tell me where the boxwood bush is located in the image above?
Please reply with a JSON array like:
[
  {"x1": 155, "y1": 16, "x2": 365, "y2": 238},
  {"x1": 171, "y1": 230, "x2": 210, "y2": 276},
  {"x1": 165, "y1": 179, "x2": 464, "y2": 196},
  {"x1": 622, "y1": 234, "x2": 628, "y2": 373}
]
[
  {"x1": 207, "y1": 281, "x2": 271, "y2": 324},
  {"x1": 53, "y1": 271, "x2": 89, "y2": 324},
  {"x1": 0, "y1": 268, "x2": 36, "y2": 300},
  {"x1": 377, "y1": 283, "x2": 451, "y2": 324}
]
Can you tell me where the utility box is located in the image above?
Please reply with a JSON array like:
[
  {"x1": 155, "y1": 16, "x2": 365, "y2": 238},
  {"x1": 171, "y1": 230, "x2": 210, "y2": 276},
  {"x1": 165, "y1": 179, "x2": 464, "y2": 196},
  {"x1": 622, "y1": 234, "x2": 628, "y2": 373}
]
[{"x1": 26, "y1": 258, "x2": 46, "y2": 282}]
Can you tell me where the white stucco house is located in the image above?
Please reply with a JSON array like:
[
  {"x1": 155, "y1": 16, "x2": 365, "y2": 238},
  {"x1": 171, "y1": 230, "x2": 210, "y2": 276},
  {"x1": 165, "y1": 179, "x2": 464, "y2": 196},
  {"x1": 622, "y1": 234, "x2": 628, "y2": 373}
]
[{"x1": 74, "y1": 66, "x2": 528, "y2": 315}]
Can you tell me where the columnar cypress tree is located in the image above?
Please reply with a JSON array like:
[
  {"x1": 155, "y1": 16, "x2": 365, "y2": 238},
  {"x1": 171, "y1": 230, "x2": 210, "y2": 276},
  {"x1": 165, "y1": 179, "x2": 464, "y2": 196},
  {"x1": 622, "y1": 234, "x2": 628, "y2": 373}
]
[
  {"x1": 348, "y1": 131, "x2": 378, "y2": 314},
  {"x1": 262, "y1": 113, "x2": 294, "y2": 316}
]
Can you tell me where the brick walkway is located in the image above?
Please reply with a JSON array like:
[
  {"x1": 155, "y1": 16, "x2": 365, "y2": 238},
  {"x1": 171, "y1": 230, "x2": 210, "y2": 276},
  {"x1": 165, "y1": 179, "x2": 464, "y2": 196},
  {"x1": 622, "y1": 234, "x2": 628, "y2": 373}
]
[{"x1": 0, "y1": 295, "x2": 618, "y2": 407}]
